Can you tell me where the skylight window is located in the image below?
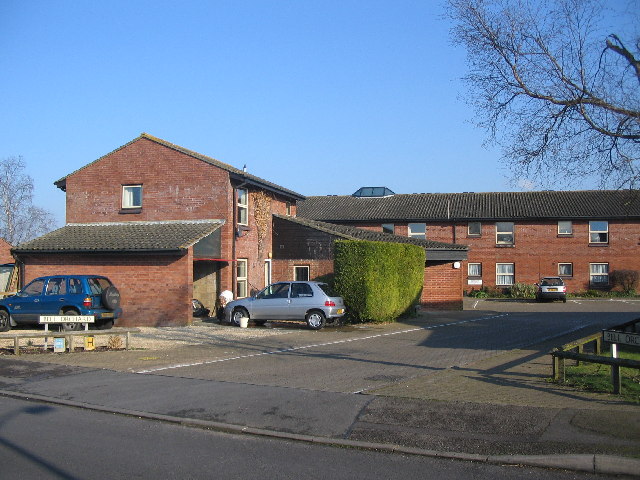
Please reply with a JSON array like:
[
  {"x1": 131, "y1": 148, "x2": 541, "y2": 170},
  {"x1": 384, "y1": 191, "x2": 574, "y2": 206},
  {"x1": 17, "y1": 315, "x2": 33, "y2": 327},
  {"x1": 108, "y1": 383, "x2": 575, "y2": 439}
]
[{"x1": 352, "y1": 187, "x2": 395, "y2": 198}]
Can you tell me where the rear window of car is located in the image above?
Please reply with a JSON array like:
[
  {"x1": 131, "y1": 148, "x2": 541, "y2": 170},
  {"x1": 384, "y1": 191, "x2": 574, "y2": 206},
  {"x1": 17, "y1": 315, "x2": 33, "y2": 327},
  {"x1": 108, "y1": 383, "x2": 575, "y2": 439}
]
[
  {"x1": 316, "y1": 283, "x2": 338, "y2": 297},
  {"x1": 541, "y1": 278, "x2": 564, "y2": 286},
  {"x1": 87, "y1": 277, "x2": 112, "y2": 295}
]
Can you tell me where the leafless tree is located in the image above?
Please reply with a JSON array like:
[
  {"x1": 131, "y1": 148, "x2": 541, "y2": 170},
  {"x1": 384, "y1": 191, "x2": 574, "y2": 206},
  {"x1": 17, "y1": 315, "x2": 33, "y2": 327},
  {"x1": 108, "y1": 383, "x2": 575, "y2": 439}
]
[
  {"x1": 0, "y1": 156, "x2": 56, "y2": 246},
  {"x1": 447, "y1": 0, "x2": 639, "y2": 189}
]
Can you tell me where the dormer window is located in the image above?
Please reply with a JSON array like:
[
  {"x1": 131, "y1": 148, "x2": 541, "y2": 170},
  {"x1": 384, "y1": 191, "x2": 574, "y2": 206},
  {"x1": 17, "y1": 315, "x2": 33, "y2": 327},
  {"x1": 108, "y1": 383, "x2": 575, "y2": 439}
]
[{"x1": 122, "y1": 185, "x2": 142, "y2": 209}]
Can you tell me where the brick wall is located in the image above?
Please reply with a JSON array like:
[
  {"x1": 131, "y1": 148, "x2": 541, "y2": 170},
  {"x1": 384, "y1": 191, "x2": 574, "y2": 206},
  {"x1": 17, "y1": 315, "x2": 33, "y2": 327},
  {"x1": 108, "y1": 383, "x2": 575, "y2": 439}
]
[
  {"x1": 0, "y1": 239, "x2": 13, "y2": 264},
  {"x1": 346, "y1": 220, "x2": 640, "y2": 294},
  {"x1": 271, "y1": 259, "x2": 335, "y2": 282},
  {"x1": 421, "y1": 261, "x2": 463, "y2": 310},
  {"x1": 19, "y1": 251, "x2": 193, "y2": 327}
]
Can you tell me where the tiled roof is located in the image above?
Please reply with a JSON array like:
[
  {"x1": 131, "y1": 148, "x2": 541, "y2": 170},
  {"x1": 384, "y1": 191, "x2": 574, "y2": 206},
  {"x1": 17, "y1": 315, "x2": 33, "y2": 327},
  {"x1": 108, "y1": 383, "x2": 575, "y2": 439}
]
[
  {"x1": 274, "y1": 214, "x2": 467, "y2": 252},
  {"x1": 12, "y1": 220, "x2": 224, "y2": 253},
  {"x1": 297, "y1": 190, "x2": 640, "y2": 222},
  {"x1": 54, "y1": 133, "x2": 305, "y2": 201}
]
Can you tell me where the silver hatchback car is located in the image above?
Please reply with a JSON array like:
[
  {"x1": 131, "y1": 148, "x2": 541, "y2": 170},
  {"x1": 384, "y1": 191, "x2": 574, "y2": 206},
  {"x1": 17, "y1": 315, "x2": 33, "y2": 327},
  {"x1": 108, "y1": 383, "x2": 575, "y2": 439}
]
[{"x1": 224, "y1": 281, "x2": 346, "y2": 330}]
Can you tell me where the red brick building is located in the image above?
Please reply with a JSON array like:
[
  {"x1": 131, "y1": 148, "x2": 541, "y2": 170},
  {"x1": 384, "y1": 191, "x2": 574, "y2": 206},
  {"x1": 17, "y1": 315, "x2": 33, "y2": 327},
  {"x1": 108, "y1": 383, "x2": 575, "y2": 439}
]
[
  {"x1": 297, "y1": 189, "x2": 640, "y2": 295},
  {"x1": 12, "y1": 134, "x2": 304, "y2": 326}
]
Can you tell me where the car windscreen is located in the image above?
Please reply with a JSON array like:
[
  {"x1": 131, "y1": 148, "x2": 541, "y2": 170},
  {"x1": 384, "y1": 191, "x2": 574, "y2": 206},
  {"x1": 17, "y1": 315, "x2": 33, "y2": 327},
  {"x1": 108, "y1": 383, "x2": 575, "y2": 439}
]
[{"x1": 541, "y1": 278, "x2": 563, "y2": 286}]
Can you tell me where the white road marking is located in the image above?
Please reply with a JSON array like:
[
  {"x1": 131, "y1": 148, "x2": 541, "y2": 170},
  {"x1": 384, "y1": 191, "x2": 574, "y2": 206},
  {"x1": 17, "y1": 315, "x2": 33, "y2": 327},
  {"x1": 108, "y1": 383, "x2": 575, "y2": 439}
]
[{"x1": 135, "y1": 314, "x2": 508, "y2": 374}]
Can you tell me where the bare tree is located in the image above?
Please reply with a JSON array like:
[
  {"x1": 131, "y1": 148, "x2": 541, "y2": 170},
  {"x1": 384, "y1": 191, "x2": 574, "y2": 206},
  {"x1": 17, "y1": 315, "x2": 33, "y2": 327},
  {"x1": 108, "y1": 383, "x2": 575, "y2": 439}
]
[
  {"x1": 0, "y1": 156, "x2": 56, "y2": 246},
  {"x1": 447, "y1": 0, "x2": 639, "y2": 189}
]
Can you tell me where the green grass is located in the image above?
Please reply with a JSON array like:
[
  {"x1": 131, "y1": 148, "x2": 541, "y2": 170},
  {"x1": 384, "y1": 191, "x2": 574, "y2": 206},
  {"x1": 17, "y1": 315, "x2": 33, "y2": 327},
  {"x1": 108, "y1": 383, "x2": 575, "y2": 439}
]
[{"x1": 563, "y1": 348, "x2": 640, "y2": 403}]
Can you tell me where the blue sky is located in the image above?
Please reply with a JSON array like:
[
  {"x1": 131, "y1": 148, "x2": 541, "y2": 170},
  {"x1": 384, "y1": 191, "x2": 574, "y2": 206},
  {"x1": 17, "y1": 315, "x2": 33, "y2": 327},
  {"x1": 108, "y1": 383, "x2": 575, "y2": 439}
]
[{"x1": 1, "y1": 1, "x2": 548, "y2": 226}]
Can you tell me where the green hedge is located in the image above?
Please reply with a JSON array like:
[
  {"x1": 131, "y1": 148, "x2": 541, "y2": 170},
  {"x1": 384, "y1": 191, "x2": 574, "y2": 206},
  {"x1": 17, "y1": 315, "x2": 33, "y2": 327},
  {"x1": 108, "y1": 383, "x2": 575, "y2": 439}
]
[{"x1": 333, "y1": 240, "x2": 425, "y2": 322}]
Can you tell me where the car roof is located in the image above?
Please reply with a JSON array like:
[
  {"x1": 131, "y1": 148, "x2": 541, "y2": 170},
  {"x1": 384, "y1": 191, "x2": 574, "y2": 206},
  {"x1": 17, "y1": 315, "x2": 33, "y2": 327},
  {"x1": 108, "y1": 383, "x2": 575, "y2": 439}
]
[{"x1": 34, "y1": 275, "x2": 110, "y2": 280}]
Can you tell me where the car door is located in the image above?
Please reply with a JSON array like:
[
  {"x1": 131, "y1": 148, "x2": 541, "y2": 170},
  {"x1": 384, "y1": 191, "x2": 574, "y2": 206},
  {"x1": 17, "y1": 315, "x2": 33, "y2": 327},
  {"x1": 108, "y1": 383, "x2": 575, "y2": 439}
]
[
  {"x1": 250, "y1": 283, "x2": 291, "y2": 319},
  {"x1": 289, "y1": 283, "x2": 316, "y2": 319},
  {"x1": 39, "y1": 277, "x2": 68, "y2": 316},
  {"x1": 9, "y1": 278, "x2": 46, "y2": 324}
]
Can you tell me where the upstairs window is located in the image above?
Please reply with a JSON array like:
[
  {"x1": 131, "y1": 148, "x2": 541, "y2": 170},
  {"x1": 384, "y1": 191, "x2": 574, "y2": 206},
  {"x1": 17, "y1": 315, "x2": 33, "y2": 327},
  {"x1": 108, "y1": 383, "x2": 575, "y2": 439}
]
[
  {"x1": 589, "y1": 221, "x2": 608, "y2": 244},
  {"x1": 468, "y1": 222, "x2": 481, "y2": 236},
  {"x1": 237, "y1": 188, "x2": 248, "y2": 225},
  {"x1": 558, "y1": 221, "x2": 573, "y2": 235},
  {"x1": 408, "y1": 223, "x2": 426, "y2": 239},
  {"x1": 382, "y1": 223, "x2": 394, "y2": 234},
  {"x1": 496, "y1": 222, "x2": 514, "y2": 245},
  {"x1": 122, "y1": 185, "x2": 142, "y2": 209}
]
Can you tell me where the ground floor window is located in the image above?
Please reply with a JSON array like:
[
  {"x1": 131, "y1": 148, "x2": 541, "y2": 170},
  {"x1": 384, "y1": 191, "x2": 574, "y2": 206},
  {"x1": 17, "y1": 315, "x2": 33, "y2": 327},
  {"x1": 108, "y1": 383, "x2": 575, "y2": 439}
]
[
  {"x1": 294, "y1": 265, "x2": 309, "y2": 281},
  {"x1": 590, "y1": 263, "x2": 609, "y2": 286},
  {"x1": 468, "y1": 263, "x2": 482, "y2": 277},
  {"x1": 237, "y1": 259, "x2": 248, "y2": 298},
  {"x1": 558, "y1": 263, "x2": 573, "y2": 276},
  {"x1": 496, "y1": 263, "x2": 515, "y2": 285}
]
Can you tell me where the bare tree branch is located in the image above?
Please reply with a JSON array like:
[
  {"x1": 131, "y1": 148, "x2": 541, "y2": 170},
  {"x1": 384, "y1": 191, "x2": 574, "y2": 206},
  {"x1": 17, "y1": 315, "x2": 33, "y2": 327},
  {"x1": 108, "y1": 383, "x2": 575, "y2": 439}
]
[{"x1": 447, "y1": 0, "x2": 640, "y2": 189}]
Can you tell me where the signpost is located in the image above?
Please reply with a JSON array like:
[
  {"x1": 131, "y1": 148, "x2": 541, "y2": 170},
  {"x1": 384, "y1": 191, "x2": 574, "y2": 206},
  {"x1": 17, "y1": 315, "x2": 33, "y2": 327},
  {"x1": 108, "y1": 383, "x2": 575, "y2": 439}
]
[
  {"x1": 602, "y1": 330, "x2": 640, "y2": 347},
  {"x1": 602, "y1": 328, "x2": 640, "y2": 394},
  {"x1": 39, "y1": 315, "x2": 95, "y2": 351}
]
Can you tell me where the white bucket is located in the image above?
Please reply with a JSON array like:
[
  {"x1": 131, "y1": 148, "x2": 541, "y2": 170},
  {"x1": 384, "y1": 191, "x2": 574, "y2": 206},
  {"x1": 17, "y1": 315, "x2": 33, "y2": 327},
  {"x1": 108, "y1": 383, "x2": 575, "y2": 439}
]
[{"x1": 239, "y1": 317, "x2": 249, "y2": 328}]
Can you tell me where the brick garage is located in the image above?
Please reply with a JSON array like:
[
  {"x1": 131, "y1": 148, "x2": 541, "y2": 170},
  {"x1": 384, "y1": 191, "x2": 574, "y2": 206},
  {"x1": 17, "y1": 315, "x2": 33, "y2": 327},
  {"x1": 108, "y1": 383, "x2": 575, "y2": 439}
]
[{"x1": 12, "y1": 220, "x2": 224, "y2": 327}]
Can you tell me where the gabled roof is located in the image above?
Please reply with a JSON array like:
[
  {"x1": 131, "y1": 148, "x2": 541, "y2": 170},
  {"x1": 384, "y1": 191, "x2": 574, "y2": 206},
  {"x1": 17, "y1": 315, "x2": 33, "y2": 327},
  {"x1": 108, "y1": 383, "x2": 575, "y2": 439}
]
[
  {"x1": 12, "y1": 220, "x2": 224, "y2": 254},
  {"x1": 274, "y1": 214, "x2": 467, "y2": 260},
  {"x1": 298, "y1": 190, "x2": 640, "y2": 222},
  {"x1": 54, "y1": 133, "x2": 305, "y2": 201}
]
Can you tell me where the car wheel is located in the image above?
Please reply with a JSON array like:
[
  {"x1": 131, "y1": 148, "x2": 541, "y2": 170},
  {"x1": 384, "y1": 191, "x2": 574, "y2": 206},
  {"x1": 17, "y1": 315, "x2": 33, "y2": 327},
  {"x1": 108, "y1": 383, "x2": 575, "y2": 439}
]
[
  {"x1": 305, "y1": 311, "x2": 326, "y2": 330},
  {"x1": 61, "y1": 310, "x2": 83, "y2": 331},
  {"x1": 0, "y1": 310, "x2": 10, "y2": 332},
  {"x1": 96, "y1": 319, "x2": 114, "y2": 330},
  {"x1": 101, "y1": 286, "x2": 121, "y2": 311},
  {"x1": 232, "y1": 307, "x2": 249, "y2": 327},
  {"x1": 562, "y1": 297, "x2": 567, "y2": 303}
]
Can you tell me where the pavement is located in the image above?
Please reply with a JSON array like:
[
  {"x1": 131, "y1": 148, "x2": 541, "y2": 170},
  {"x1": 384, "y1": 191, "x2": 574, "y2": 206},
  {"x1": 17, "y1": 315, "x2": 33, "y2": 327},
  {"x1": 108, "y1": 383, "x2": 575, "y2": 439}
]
[{"x1": 0, "y1": 309, "x2": 639, "y2": 477}]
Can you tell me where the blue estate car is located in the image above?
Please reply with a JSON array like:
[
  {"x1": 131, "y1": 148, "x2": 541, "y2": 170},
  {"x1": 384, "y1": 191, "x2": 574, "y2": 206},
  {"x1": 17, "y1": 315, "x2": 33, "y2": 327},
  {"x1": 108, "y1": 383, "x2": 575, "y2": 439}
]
[{"x1": 0, "y1": 275, "x2": 122, "y2": 332}]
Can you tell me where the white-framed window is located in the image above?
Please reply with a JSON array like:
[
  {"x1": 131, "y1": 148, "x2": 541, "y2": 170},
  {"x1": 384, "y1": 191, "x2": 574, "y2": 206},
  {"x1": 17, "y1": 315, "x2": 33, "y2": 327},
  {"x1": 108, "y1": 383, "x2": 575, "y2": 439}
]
[
  {"x1": 237, "y1": 188, "x2": 248, "y2": 226},
  {"x1": 236, "y1": 259, "x2": 248, "y2": 298},
  {"x1": 496, "y1": 222, "x2": 514, "y2": 245},
  {"x1": 496, "y1": 263, "x2": 515, "y2": 285},
  {"x1": 468, "y1": 222, "x2": 481, "y2": 236},
  {"x1": 589, "y1": 221, "x2": 608, "y2": 244},
  {"x1": 408, "y1": 223, "x2": 426, "y2": 239},
  {"x1": 294, "y1": 266, "x2": 309, "y2": 281},
  {"x1": 558, "y1": 220, "x2": 572, "y2": 235},
  {"x1": 468, "y1": 263, "x2": 482, "y2": 277},
  {"x1": 590, "y1": 263, "x2": 609, "y2": 286},
  {"x1": 122, "y1": 185, "x2": 142, "y2": 209},
  {"x1": 382, "y1": 223, "x2": 394, "y2": 234},
  {"x1": 558, "y1": 263, "x2": 573, "y2": 276}
]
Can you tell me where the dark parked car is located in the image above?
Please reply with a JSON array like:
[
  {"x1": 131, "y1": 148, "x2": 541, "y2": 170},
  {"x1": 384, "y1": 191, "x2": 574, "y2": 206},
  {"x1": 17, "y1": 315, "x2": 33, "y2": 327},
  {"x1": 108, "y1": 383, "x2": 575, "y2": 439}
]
[
  {"x1": 224, "y1": 281, "x2": 345, "y2": 330},
  {"x1": 0, "y1": 275, "x2": 122, "y2": 331},
  {"x1": 535, "y1": 277, "x2": 567, "y2": 302}
]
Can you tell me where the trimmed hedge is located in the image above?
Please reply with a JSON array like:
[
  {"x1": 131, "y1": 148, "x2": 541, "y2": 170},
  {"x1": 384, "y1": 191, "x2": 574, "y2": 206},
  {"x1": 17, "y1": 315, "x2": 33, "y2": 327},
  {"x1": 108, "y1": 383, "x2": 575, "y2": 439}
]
[{"x1": 333, "y1": 240, "x2": 425, "y2": 322}]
